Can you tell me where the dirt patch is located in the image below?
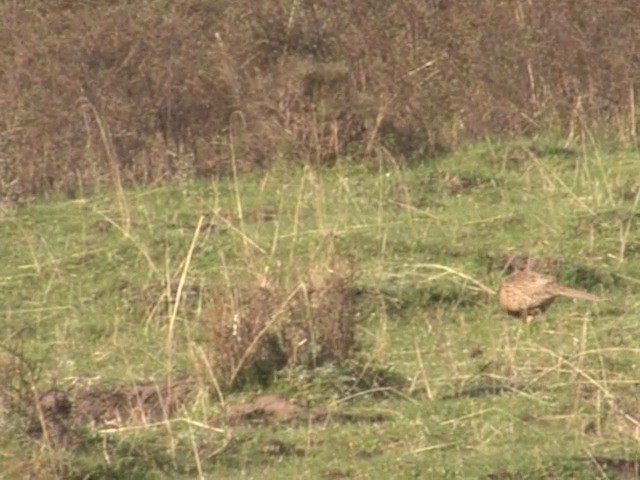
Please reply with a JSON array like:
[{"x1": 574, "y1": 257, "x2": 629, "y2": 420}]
[
  {"x1": 226, "y1": 394, "x2": 304, "y2": 426},
  {"x1": 224, "y1": 394, "x2": 391, "y2": 427},
  {"x1": 26, "y1": 379, "x2": 194, "y2": 447},
  {"x1": 73, "y1": 379, "x2": 194, "y2": 428},
  {"x1": 26, "y1": 389, "x2": 75, "y2": 447}
]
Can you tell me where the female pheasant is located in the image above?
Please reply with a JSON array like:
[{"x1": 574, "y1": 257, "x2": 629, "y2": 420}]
[{"x1": 499, "y1": 266, "x2": 600, "y2": 323}]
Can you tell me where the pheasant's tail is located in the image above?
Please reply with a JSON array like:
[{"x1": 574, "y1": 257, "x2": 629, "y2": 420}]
[{"x1": 554, "y1": 285, "x2": 601, "y2": 302}]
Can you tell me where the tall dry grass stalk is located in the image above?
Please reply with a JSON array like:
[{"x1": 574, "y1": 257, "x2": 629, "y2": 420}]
[
  {"x1": 166, "y1": 216, "x2": 205, "y2": 359},
  {"x1": 81, "y1": 98, "x2": 130, "y2": 232}
]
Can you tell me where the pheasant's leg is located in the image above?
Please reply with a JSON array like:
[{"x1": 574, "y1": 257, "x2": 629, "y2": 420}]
[
  {"x1": 518, "y1": 309, "x2": 532, "y2": 323},
  {"x1": 524, "y1": 307, "x2": 542, "y2": 324}
]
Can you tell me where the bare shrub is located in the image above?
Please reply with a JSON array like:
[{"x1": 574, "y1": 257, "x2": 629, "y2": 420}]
[{"x1": 1, "y1": 0, "x2": 639, "y2": 199}]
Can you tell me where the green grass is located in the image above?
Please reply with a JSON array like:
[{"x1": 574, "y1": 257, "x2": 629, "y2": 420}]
[{"x1": 1, "y1": 139, "x2": 639, "y2": 479}]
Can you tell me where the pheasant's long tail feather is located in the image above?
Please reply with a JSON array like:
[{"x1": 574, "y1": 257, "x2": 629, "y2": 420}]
[{"x1": 554, "y1": 286, "x2": 600, "y2": 302}]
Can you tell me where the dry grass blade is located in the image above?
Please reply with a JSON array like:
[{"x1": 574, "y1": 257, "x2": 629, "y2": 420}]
[
  {"x1": 166, "y1": 216, "x2": 204, "y2": 354},
  {"x1": 417, "y1": 263, "x2": 496, "y2": 295},
  {"x1": 227, "y1": 284, "x2": 303, "y2": 387},
  {"x1": 527, "y1": 345, "x2": 614, "y2": 399}
]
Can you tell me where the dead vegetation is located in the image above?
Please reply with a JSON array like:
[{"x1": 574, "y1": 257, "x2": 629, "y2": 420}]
[
  {"x1": 1, "y1": 0, "x2": 639, "y2": 202},
  {"x1": 202, "y1": 260, "x2": 363, "y2": 389}
]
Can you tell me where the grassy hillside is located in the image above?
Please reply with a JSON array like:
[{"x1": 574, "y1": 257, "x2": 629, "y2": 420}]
[{"x1": 1, "y1": 140, "x2": 639, "y2": 478}]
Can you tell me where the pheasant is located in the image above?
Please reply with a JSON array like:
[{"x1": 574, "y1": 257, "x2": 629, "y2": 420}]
[{"x1": 498, "y1": 263, "x2": 600, "y2": 323}]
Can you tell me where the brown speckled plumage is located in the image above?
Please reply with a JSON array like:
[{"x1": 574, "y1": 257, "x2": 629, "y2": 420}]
[{"x1": 499, "y1": 267, "x2": 600, "y2": 323}]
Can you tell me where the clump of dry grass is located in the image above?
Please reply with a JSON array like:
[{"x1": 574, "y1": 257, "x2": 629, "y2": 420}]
[{"x1": 202, "y1": 260, "x2": 361, "y2": 390}]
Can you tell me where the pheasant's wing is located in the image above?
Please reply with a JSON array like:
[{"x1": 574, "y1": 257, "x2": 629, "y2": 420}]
[
  {"x1": 521, "y1": 271, "x2": 557, "y2": 292},
  {"x1": 520, "y1": 272, "x2": 562, "y2": 308}
]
